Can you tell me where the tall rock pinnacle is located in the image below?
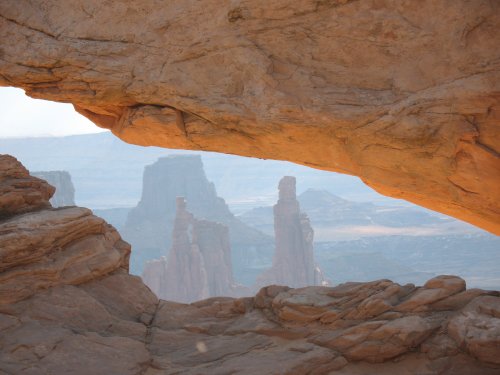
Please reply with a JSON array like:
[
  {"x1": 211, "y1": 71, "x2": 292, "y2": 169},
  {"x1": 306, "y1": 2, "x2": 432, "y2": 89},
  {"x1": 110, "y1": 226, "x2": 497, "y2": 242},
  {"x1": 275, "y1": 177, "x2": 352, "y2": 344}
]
[
  {"x1": 257, "y1": 176, "x2": 326, "y2": 288},
  {"x1": 142, "y1": 197, "x2": 248, "y2": 303}
]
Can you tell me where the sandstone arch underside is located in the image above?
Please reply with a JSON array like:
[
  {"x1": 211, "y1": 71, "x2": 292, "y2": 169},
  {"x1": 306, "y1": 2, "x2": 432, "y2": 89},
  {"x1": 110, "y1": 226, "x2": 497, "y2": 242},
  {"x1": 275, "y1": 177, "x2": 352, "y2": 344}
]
[{"x1": 1, "y1": 0, "x2": 499, "y2": 233}]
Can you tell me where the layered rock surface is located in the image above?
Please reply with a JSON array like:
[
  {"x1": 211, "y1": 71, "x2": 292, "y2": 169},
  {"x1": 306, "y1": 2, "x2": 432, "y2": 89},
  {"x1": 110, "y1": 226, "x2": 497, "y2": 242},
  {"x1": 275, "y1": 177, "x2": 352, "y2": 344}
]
[
  {"x1": 3, "y1": 273, "x2": 500, "y2": 374},
  {"x1": 121, "y1": 155, "x2": 272, "y2": 277},
  {"x1": 257, "y1": 176, "x2": 326, "y2": 288},
  {"x1": 0, "y1": 154, "x2": 54, "y2": 219},
  {"x1": 142, "y1": 197, "x2": 247, "y2": 303},
  {"x1": 0, "y1": 154, "x2": 130, "y2": 305},
  {"x1": 32, "y1": 170, "x2": 75, "y2": 207},
  {"x1": 1, "y1": 0, "x2": 499, "y2": 233},
  {"x1": 0, "y1": 154, "x2": 499, "y2": 374}
]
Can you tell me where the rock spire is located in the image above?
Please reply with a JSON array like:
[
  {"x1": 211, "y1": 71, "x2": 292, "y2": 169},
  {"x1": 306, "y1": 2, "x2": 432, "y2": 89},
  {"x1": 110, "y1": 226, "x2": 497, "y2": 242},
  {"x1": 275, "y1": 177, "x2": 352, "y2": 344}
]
[{"x1": 257, "y1": 176, "x2": 326, "y2": 288}]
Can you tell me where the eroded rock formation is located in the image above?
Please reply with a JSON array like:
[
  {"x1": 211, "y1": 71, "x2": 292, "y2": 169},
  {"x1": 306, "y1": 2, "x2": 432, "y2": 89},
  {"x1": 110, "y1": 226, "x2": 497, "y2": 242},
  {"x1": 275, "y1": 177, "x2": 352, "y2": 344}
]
[
  {"x1": 121, "y1": 155, "x2": 272, "y2": 277},
  {"x1": 0, "y1": 155, "x2": 54, "y2": 219},
  {"x1": 142, "y1": 197, "x2": 247, "y2": 303},
  {"x1": 32, "y1": 170, "x2": 76, "y2": 207},
  {"x1": 0, "y1": 155, "x2": 130, "y2": 305},
  {"x1": 258, "y1": 176, "x2": 326, "y2": 288},
  {"x1": 0, "y1": 155, "x2": 499, "y2": 374},
  {"x1": 1, "y1": 1, "x2": 499, "y2": 233}
]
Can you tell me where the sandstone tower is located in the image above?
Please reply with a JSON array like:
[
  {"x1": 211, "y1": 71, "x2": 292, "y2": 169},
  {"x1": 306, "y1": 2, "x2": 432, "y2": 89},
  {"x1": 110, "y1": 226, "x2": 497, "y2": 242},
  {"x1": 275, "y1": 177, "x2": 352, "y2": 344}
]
[
  {"x1": 142, "y1": 197, "x2": 247, "y2": 303},
  {"x1": 257, "y1": 176, "x2": 326, "y2": 288}
]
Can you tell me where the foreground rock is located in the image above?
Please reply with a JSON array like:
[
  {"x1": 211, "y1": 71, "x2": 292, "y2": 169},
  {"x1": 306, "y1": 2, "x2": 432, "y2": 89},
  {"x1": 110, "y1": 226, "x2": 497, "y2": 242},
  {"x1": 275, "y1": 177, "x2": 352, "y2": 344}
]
[
  {"x1": 0, "y1": 155, "x2": 54, "y2": 219},
  {"x1": 142, "y1": 197, "x2": 248, "y2": 303},
  {"x1": 32, "y1": 170, "x2": 76, "y2": 207},
  {"x1": 257, "y1": 176, "x2": 326, "y2": 288},
  {"x1": 1, "y1": 1, "x2": 499, "y2": 233},
  {"x1": 1, "y1": 154, "x2": 499, "y2": 374},
  {"x1": 2, "y1": 274, "x2": 500, "y2": 374},
  {"x1": 0, "y1": 155, "x2": 130, "y2": 306}
]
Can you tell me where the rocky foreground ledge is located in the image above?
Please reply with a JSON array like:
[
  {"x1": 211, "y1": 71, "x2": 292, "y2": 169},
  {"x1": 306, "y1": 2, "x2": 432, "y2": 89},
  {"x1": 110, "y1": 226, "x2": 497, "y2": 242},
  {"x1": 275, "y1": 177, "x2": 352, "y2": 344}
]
[{"x1": 0, "y1": 154, "x2": 499, "y2": 375}]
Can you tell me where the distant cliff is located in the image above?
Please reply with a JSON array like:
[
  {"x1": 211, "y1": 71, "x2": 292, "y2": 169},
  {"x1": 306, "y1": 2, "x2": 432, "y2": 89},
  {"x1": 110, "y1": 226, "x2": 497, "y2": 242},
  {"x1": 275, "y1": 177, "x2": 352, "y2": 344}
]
[
  {"x1": 121, "y1": 155, "x2": 273, "y2": 281},
  {"x1": 32, "y1": 171, "x2": 75, "y2": 207}
]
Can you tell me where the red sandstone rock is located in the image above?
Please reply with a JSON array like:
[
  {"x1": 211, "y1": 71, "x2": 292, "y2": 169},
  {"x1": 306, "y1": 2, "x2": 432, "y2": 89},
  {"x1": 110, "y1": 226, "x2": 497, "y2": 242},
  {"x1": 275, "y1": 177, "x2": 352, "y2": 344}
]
[
  {"x1": 448, "y1": 295, "x2": 500, "y2": 365},
  {"x1": 0, "y1": 155, "x2": 130, "y2": 306},
  {"x1": 0, "y1": 2, "x2": 499, "y2": 233},
  {"x1": 0, "y1": 154, "x2": 54, "y2": 218},
  {"x1": 396, "y1": 275, "x2": 466, "y2": 312}
]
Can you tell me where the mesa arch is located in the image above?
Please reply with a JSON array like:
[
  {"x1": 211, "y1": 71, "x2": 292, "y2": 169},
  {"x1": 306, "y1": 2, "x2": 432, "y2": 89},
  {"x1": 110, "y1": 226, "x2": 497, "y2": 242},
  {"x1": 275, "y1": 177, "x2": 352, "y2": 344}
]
[{"x1": 0, "y1": 0, "x2": 499, "y2": 233}]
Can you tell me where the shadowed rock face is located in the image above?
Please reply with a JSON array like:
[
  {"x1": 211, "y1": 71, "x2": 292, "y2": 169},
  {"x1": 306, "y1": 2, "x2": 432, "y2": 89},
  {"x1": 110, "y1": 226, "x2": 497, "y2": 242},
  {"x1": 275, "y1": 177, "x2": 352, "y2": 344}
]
[
  {"x1": 0, "y1": 154, "x2": 499, "y2": 374},
  {"x1": 32, "y1": 170, "x2": 75, "y2": 207},
  {"x1": 0, "y1": 1, "x2": 499, "y2": 233},
  {"x1": 257, "y1": 176, "x2": 326, "y2": 288}
]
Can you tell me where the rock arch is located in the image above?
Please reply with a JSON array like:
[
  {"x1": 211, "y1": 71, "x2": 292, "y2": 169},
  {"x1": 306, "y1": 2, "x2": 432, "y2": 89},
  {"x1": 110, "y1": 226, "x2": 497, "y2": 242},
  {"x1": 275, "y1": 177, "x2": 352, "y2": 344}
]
[{"x1": 1, "y1": 0, "x2": 499, "y2": 233}]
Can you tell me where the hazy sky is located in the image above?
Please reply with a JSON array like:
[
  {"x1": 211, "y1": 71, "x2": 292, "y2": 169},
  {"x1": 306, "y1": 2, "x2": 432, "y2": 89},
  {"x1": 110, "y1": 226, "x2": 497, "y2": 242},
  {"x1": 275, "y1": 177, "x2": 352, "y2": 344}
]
[{"x1": 0, "y1": 87, "x2": 108, "y2": 138}]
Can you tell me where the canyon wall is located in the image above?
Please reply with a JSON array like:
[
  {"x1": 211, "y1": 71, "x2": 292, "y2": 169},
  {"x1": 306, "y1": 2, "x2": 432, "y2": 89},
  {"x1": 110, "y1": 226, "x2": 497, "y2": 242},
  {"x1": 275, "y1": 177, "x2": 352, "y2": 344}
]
[
  {"x1": 257, "y1": 176, "x2": 326, "y2": 288},
  {"x1": 32, "y1": 170, "x2": 76, "y2": 207},
  {"x1": 121, "y1": 155, "x2": 272, "y2": 278},
  {"x1": 1, "y1": 154, "x2": 499, "y2": 374},
  {"x1": 1, "y1": 0, "x2": 499, "y2": 233}
]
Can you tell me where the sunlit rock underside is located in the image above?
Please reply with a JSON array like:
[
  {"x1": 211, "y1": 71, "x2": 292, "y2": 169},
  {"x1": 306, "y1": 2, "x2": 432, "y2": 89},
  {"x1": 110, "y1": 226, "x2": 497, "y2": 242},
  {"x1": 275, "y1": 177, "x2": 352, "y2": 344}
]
[
  {"x1": 1, "y1": 154, "x2": 499, "y2": 374},
  {"x1": 0, "y1": 1, "x2": 499, "y2": 233}
]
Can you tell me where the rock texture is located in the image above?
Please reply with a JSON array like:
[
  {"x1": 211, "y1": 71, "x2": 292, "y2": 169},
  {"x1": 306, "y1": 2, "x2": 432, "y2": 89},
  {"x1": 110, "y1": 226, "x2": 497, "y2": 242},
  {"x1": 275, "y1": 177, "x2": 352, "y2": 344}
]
[
  {"x1": 1, "y1": 154, "x2": 499, "y2": 374},
  {"x1": 121, "y1": 155, "x2": 272, "y2": 277},
  {"x1": 0, "y1": 154, "x2": 54, "y2": 219},
  {"x1": 32, "y1": 170, "x2": 76, "y2": 207},
  {"x1": 0, "y1": 155, "x2": 130, "y2": 305},
  {"x1": 3, "y1": 274, "x2": 500, "y2": 375},
  {"x1": 1, "y1": 1, "x2": 499, "y2": 233},
  {"x1": 142, "y1": 197, "x2": 248, "y2": 303},
  {"x1": 258, "y1": 177, "x2": 326, "y2": 288}
]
